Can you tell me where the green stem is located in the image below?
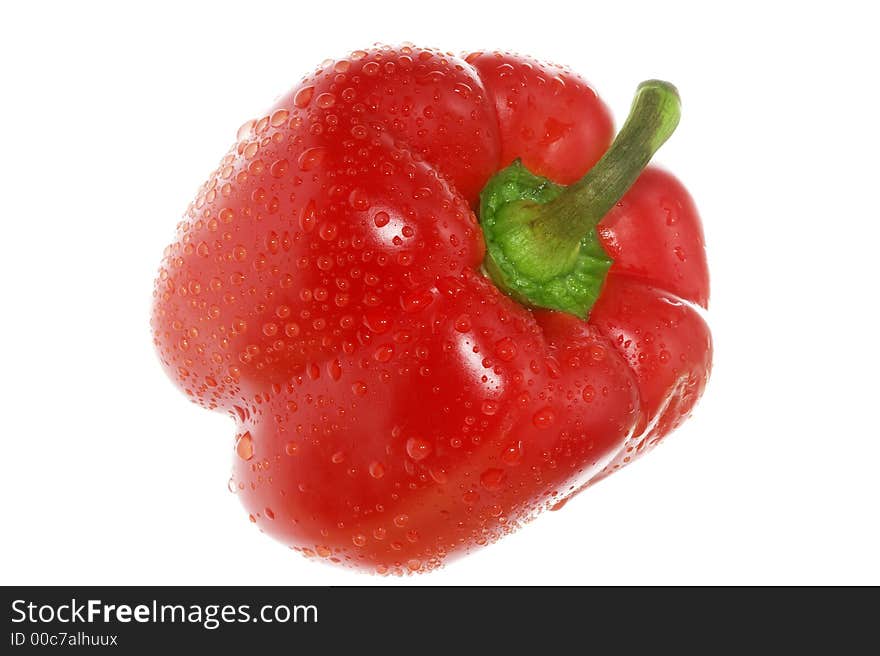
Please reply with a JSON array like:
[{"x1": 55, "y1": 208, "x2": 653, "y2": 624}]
[
  {"x1": 478, "y1": 80, "x2": 682, "y2": 318},
  {"x1": 529, "y1": 80, "x2": 681, "y2": 269}
]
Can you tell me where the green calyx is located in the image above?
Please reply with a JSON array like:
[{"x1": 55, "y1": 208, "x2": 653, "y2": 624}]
[
  {"x1": 478, "y1": 80, "x2": 681, "y2": 318},
  {"x1": 479, "y1": 162, "x2": 613, "y2": 317}
]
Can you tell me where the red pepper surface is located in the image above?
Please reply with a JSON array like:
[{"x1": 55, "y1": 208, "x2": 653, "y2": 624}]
[{"x1": 152, "y1": 45, "x2": 711, "y2": 574}]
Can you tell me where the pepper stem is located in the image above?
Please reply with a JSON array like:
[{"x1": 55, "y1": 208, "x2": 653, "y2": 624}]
[
  {"x1": 525, "y1": 81, "x2": 681, "y2": 278},
  {"x1": 478, "y1": 80, "x2": 681, "y2": 318}
]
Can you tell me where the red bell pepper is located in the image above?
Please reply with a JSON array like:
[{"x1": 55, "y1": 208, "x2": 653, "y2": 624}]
[{"x1": 152, "y1": 45, "x2": 711, "y2": 574}]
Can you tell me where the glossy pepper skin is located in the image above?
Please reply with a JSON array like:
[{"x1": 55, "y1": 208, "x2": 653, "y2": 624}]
[{"x1": 151, "y1": 44, "x2": 711, "y2": 574}]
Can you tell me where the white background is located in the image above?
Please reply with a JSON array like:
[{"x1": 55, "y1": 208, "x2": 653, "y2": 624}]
[{"x1": 2, "y1": 1, "x2": 878, "y2": 585}]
